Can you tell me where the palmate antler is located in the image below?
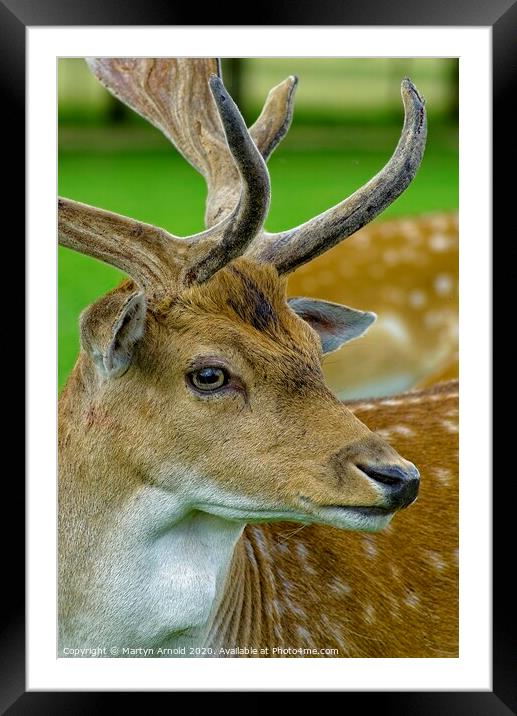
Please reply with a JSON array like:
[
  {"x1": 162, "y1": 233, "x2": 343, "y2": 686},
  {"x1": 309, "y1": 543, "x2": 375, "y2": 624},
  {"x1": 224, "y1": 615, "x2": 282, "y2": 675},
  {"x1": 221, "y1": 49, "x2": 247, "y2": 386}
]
[
  {"x1": 87, "y1": 58, "x2": 297, "y2": 229},
  {"x1": 58, "y1": 58, "x2": 426, "y2": 295}
]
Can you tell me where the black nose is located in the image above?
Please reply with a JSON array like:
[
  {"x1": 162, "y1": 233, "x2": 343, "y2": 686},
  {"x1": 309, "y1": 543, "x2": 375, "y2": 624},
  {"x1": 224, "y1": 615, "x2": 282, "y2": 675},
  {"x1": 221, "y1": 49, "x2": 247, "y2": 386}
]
[{"x1": 357, "y1": 463, "x2": 420, "y2": 509}]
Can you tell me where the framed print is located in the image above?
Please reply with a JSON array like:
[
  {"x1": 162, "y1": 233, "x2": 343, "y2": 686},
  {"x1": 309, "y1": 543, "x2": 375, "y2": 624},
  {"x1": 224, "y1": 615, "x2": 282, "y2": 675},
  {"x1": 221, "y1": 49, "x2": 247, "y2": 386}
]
[{"x1": 9, "y1": 0, "x2": 509, "y2": 710}]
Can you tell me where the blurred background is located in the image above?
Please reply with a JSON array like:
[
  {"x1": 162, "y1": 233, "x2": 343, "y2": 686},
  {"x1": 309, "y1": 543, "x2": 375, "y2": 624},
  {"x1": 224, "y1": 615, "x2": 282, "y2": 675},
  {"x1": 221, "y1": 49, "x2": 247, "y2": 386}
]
[{"x1": 58, "y1": 58, "x2": 458, "y2": 392}]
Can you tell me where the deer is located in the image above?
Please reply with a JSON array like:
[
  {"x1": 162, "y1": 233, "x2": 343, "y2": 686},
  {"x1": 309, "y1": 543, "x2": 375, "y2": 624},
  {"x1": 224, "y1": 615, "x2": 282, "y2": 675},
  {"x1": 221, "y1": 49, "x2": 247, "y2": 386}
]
[
  {"x1": 58, "y1": 58, "x2": 457, "y2": 658},
  {"x1": 287, "y1": 212, "x2": 458, "y2": 398}
]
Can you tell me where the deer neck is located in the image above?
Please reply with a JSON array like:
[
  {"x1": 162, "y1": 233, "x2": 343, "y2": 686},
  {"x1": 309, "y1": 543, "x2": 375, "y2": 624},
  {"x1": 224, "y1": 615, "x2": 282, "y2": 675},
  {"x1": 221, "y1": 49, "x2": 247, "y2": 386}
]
[
  {"x1": 59, "y1": 468, "x2": 246, "y2": 653},
  {"x1": 119, "y1": 501, "x2": 247, "y2": 653}
]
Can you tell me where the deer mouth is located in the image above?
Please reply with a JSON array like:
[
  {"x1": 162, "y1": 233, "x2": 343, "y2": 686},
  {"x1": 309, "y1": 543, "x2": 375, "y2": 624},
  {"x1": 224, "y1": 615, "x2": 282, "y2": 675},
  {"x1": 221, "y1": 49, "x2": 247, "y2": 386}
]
[
  {"x1": 325, "y1": 505, "x2": 392, "y2": 516},
  {"x1": 299, "y1": 497, "x2": 395, "y2": 532}
]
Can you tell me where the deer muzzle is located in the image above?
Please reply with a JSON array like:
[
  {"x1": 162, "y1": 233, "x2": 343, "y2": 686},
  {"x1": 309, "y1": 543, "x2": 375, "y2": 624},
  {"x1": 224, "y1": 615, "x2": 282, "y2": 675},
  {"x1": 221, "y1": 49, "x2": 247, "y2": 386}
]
[
  {"x1": 329, "y1": 433, "x2": 420, "y2": 511},
  {"x1": 355, "y1": 461, "x2": 420, "y2": 509}
]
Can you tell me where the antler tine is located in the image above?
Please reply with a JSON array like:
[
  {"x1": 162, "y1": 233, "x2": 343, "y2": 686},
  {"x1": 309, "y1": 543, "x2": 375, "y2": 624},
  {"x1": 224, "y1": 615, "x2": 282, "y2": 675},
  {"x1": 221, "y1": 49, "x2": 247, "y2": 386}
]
[
  {"x1": 183, "y1": 75, "x2": 270, "y2": 285},
  {"x1": 197, "y1": 73, "x2": 297, "y2": 229},
  {"x1": 200, "y1": 73, "x2": 297, "y2": 229},
  {"x1": 58, "y1": 198, "x2": 184, "y2": 294},
  {"x1": 249, "y1": 79, "x2": 427, "y2": 274},
  {"x1": 249, "y1": 75, "x2": 298, "y2": 162}
]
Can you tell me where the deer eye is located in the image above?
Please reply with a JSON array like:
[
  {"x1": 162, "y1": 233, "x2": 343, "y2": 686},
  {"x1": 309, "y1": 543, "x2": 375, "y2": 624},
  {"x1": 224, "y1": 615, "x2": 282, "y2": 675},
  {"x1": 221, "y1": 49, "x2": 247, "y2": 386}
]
[{"x1": 188, "y1": 366, "x2": 229, "y2": 392}]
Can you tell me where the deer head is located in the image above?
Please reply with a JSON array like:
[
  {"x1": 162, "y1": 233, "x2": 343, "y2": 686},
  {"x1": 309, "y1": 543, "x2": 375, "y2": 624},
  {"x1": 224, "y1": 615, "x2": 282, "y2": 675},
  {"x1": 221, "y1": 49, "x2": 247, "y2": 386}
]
[{"x1": 59, "y1": 58, "x2": 426, "y2": 535}]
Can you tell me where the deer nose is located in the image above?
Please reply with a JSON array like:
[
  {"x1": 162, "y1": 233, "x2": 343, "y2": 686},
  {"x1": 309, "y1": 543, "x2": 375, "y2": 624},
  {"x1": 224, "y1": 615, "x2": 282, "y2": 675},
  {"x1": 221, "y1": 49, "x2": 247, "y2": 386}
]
[{"x1": 357, "y1": 462, "x2": 420, "y2": 509}]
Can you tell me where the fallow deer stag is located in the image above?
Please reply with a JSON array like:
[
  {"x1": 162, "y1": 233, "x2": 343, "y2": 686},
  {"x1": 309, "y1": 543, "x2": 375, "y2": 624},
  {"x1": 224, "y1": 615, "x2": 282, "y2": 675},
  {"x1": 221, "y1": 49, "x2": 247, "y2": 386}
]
[{"x1": 59, "y1": 58, "x2": 456, "y2": 657}]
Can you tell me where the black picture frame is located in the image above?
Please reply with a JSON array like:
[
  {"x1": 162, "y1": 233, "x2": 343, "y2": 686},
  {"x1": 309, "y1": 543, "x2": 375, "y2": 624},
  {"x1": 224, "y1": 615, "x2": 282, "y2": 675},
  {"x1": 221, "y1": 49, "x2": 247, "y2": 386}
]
[{"x1": 9, "y1": 0, "x2": 507, "y2": 711}]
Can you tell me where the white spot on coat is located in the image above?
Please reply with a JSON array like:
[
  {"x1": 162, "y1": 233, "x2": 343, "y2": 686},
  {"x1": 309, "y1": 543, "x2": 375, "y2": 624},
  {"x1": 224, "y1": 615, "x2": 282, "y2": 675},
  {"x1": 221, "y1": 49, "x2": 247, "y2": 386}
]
[
  {"x1": 362, "y1": 538, "x2": 378, "y2": 559},
  {"x1": 384, "y1": 249, "x2": 399, "y2": 264},
  {"x1": 429, "y1": 233, "x2": 452, "y2": 251},
  {"x1": 296, "y1": 542, "x2": 309, "y2": 560},
  {"x1": 297, "y1": 626, "x2": 313, "y2": 644},
  {"x1": 409, "y1": 290, "x2": 427, "y2": 308},
  {"x1": 330, "y1": 577, "x2": 352, "y2": 596},
  {"x1": 364, "y1": 604, "x2": 376, "y2": 623},
  {"x1": 442, "y1": 419, "x2": 459, "y2": 433},
  {"x1": 429, "y1": 215, "x2": 451, "y2": 231},
  {"x1": 427, "y1": 551, "x2": 447, "y2": 572},
  {"x1": 405, "y1": 592, "x2": 420, "y2": 608},
  {"x1": 432, "y1": 467, "x2": 451, "y2": 485},
  {"x1": 391, "y1": 425, "x2": 414, "y2": 437},
  {"x1": 434, "y1": 273, "x2": 454, "y2": 296},
  {"x1": 390, "y1": 564, "x2": 401, "y2": 579},
  {"x1": 399, "y1": 219, "x2": 421, "y2": 238}
]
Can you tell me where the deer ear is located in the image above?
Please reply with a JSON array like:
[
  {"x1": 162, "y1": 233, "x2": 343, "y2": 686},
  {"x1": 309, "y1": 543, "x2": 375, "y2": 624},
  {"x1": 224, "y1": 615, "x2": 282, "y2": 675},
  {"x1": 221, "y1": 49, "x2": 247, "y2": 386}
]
[
  {"x1": 288, "y1": 297, "x2": 376, "y2": 354},
  {"x1": 80, "y1": 291, "x2": 147, "y2": 378}
]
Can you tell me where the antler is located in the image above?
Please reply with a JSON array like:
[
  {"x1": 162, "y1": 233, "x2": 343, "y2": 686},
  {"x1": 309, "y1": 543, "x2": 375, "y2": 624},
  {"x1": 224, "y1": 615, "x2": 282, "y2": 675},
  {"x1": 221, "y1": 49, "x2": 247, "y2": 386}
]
[
  {"x1": 86, "y1": 58, "x2": 297, "y2": 230},
  {"x1": 58, "y1": 198, "x2": 184, "y2": 294},
  {"x1": 59, "y1": 62, "x2": 280, "y2": 290},
  {"x1": 248, "y1": 79, "x2": 427, "y2": 274},
  {"x1": 60, "y1": 59, "x2": 426, "y2": 295},
  {"x1": 248, "y1": 74, "x2": 298, "y2": 163}
]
